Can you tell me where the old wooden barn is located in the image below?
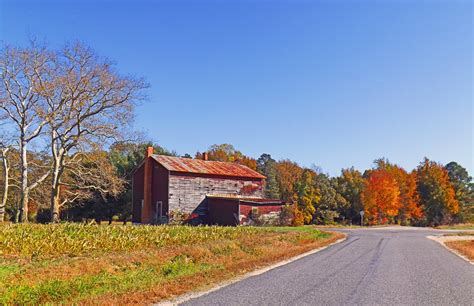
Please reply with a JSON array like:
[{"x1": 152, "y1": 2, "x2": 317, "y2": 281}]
[{"x1": 132, "y1": 147, "x2": 284, "y2": 225}]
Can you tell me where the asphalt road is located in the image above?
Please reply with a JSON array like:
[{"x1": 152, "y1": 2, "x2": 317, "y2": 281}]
[{"x1": 182, "y1": 227, "x2": 474, "y2": 306}]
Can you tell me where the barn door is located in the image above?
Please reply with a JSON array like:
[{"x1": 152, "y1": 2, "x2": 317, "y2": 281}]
[{"x1": 155, "y1": 201, "x2": 163, "y2": 224}]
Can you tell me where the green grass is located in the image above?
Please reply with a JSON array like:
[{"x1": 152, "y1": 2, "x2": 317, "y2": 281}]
[
  {"x1": 0, "y1": 263, "x2": 20, "y2": 281},
  {"x1": 265, "y1": 226, "x2": 331, "y2": 239},
  {"x1": 0, "y1": 257, "x2": 212, "y2": 304}
]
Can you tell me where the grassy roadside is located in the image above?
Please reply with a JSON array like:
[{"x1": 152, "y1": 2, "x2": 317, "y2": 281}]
[
  {"x1": 0, "y1": 224, "x2": 343, "y2": 304},
  {"x1": 433, "y1": 223, "x2": 474, "y2": 230},
  {"x1": 445, "y1": 240, "x2": 474, "y2": 261},
  {"x1": 444, "y1": 232, "x2": 474, "y2": 237}
]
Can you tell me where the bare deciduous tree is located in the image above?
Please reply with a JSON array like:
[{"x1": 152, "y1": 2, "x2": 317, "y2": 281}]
[
  {"x1": 0, "y1": 44, "x2": 52, "y2": 222},
  {"x1": 45, "y1": 43, "x2": 146, "y2": 222},
  {"x1": 58, "y1": 151, "x2": 125, "y2": 213}
]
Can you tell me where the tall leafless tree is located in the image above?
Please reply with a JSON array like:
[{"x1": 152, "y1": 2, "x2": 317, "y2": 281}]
[
  {"x1": 0, "y1": 44, "x2": 53, "y2": 222},
  {"x1": 45, "y1": 43, "x2": 146, "y2": 222}
]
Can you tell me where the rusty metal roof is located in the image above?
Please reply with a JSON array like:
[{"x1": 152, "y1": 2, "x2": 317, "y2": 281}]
[
  {"x1": 151, "y1": 155, "x2": 266, "y2": 179},
  {"x1": 207, "y1": 194, "x2": 284, "y2": 204}
]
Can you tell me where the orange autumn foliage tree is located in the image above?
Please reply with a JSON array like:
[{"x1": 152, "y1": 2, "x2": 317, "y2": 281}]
[
  {"x1": 416, "y1": 158, "x2": 459, "y2": 225},
  {"x1": 397, "y1": 171, "x2": 423, "y2": 224},
  {"x1": 373, "y1": 159, "x2": 423, "y2": 224},
  {"x1": 275, "y1": 160, "x2": 304, "y2": 202},
  {"x1": 198, "y1": 144, "x2": 257, "y2": 170},
  {"x1": 361, "y1": 169, "x2": 401, "y2": 225}
]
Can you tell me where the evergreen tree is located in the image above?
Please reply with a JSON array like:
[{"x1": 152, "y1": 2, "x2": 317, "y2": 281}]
[
  {"x1": 445, "y1": 162, "x2": 474, "y2": 223},
  {"x1": 257, "y1": 154, "x2": 280, "y2": 199}
]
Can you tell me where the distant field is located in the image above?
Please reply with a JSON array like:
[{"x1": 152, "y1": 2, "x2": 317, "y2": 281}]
[{"x1": 0, "y1": 224, "x2": 343, "y2": 304}]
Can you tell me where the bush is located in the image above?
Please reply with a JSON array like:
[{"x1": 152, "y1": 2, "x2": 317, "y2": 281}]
[
  {"x1": 280, "y1": 204, "x2": 294, "y2": 226},
  {"x1": 168, "y1": 209, "x2": 189, "y2": 225},
  {"x1": 313, "y1": 209, "x2": 339, "y2": 225},
  {"x1": 35, "y1": 208, "x2": 51, "y2": 224}
]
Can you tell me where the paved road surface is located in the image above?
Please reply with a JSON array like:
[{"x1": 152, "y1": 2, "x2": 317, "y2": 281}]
[{"x1": 182, "y1": 227, "x2": 474, "y2": 306}]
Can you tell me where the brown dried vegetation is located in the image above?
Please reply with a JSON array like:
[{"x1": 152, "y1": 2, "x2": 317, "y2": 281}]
[{"x1": 445, "y1": 240, "x2": 474, "y2": 261}]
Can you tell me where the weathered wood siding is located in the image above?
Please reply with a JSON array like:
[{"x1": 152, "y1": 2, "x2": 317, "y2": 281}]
[{"x1": 168, "y1": 173, "x2": 264, "y2": 213}]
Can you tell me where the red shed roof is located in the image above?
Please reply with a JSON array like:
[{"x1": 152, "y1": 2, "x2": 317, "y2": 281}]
[
  {"x1": 207, "y1": 194, "x2": 284, "y2": 205},
  {"x1": 151, "y1": 155, "x2": 266, "y2": 179}
]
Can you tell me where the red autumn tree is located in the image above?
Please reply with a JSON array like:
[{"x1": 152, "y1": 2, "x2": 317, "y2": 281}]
[
  {"x1": 396, "y1": 170, "x2": 423, "y2": 224},
  {"x1": 373, "y1": 159, "x2": 423, "y2": 224},
  {"x1": 361, "y1": 168, "x2": 401, "y2": 225}
]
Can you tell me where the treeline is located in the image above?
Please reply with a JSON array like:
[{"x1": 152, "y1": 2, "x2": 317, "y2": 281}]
[
  {"x1": 196, "y1": 144, "x2": 473, "y2": 226},
  {"x1": 1, "y1": 42, "x2": 472, "y2": 226}
]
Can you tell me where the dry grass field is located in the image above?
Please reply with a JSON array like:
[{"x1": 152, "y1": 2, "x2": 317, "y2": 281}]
[
  {"x1": 0, "y1": 224, "x2": 343, "y2": 304},
  {"x1": 445, "y1": 240, "x2": 474, "y2": 261}
]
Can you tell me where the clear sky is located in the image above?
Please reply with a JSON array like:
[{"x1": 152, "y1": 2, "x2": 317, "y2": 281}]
[{"x1": 0, "y1": 0, "x2": 472, "y2": 176}]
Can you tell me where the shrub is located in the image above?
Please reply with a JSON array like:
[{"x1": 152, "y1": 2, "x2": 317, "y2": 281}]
[
  {"x1": 280, "y1": 204, "x2": 294, "y2": 226},
  {"x1": 168, "y1": 209, "x2": 190, "y2": 225},
  {"x1": 292, "y1": 206, "x2": 305, "y2": 226}
]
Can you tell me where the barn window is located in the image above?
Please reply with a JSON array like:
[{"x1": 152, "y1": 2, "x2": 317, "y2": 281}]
[
  {"x1": 250, "y1": 207, "x2": 260, "y2": 222},
  {"x1": 156, "y1": 201, "x2": 162, "y2": 218}
]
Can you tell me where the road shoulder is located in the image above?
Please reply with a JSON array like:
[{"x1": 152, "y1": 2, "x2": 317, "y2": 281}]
[{"x1": 427, "y1": 235, "x2": 474, "y2": 265}]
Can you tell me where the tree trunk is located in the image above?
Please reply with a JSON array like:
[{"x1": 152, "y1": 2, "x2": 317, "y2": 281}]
[
  {"x1": 50, "y1": 184, "x2": 61, "y2": 223},
  {"x1": 0, "y1": 149, "x2": 9, "y2": 222},
  {"x1": 50, "y1": 154, "x2": 61, "y2": 223},
  {"x1": 19, "y1": 140, "x2": 29, "y2": 223},
  {"x1": 50, "y1": 143, "x2": 65, "y2": 223}
]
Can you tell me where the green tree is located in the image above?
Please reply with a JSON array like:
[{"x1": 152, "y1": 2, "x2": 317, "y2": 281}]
[
  {"x1": 105, "y1": 142, "x2": 176, "y2": 222},
  {"x1": 445, "y1": 161, "x2": 474, "y2": 223},
  {"x1": 312, "y1": 172, "x2": 348, "y2": 224},
  {"x1": 257, "y1": 153, "x2": 280, "y2": 199},
  {"x1": 334, "y1": 167, "x2": 365, "y2": 224}
]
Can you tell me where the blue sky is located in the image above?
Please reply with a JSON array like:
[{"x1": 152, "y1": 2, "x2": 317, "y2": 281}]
[{"x1": 0, "y1": 0, "x2": 472, "y2": 176}]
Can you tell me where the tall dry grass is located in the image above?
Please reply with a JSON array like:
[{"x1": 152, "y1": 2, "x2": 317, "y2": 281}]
[{"x1": 0, "y1": 223, "x2": 266, "y2": 258}]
